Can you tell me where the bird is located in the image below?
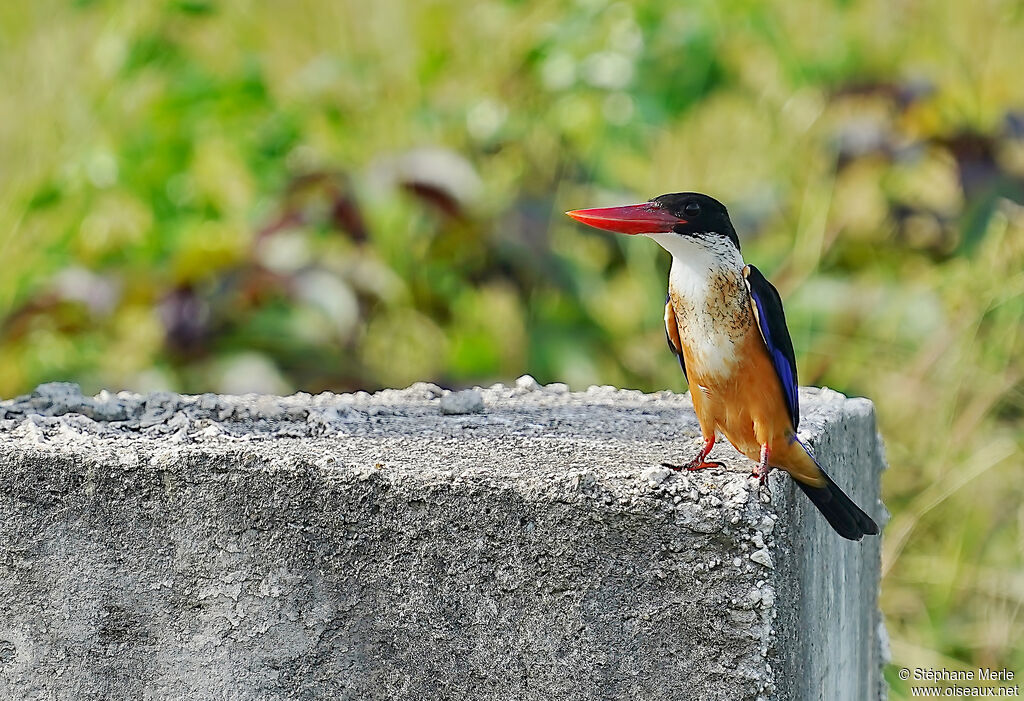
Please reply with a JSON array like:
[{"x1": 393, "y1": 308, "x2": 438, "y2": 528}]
[{"x1": 566, "y1": 192, "x2": 879, "y2": 540}]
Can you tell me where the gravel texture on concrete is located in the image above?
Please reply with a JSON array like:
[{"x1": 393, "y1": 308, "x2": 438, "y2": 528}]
[{"x1": 0, "y1": 379, "x2": 887, "y2": 700}]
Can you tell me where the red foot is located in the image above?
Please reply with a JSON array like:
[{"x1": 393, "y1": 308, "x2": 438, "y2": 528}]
[
  {"x1": 662, "y1": 437, "x2": 720, "y2": 473},
  {"x1": 663, "y1": 460, "x2": 725, "y2": 472},
  {"x1": 750, "y1": 445, "x2": 774, "y2": 495}
]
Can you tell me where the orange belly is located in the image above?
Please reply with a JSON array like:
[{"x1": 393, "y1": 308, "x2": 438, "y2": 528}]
[{"x1": 683, "y1": 327, "x2": 822, "y2": 485}]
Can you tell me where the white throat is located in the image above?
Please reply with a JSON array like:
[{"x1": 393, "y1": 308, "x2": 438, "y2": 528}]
[{"x1": 647, "y1": 232, "x2": 744, "y2": 273}]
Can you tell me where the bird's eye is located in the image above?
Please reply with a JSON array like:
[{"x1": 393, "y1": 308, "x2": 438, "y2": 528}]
[{"x1": 684, "y1": 202, "x2": 701, "y2": 217}]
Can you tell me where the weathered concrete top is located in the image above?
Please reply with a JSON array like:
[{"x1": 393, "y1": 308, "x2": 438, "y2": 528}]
[
  {"x1": 0, "y1": 377, "x2": 868, "y2": 492},
  {"x1": 0, "y1": 380, "x2": 886, "y2": 701}
]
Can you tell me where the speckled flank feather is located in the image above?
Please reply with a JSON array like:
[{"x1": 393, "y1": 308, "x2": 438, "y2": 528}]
[
  {"x1": 655, "y1": 232, "x2": 751, "y2": 379},
  {"x1": 668, "y1": 267, "x2": 751, "y2": 379}
]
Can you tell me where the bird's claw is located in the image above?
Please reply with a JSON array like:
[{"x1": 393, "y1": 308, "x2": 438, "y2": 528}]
[
  {"x1": 662, "y1": 460, "x2": 725, "y2": 473},
  {"x1": 750, "y1": 464, "x2": 774, "y2": 497}
]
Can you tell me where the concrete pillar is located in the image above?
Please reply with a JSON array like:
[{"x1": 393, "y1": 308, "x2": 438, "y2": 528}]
[{"x1": 0, "y1": 380, "x2": 886, "y2": 700}]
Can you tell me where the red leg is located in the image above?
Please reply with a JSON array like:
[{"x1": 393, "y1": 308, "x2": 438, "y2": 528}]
[
  {"x1": 750, "y1": 444, "x2": 774, "y2": 494},
  {"x1": 662, "y1": 436, "x2": 725, "y2": 472}
]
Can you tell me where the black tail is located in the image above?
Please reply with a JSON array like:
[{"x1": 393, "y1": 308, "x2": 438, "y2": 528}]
[{"x1": 794, "y1": 468, "x2": 879, "y2": 541}]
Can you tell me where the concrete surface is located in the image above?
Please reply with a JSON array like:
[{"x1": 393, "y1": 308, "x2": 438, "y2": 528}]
[{"x1": 0, "y1": 379, "x2": 887, "y2": 700}]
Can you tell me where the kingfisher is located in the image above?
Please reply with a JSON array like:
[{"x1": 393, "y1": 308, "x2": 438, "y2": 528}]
[{"x1": 566, "y1": 193, "x2": 879, "y2": 540}]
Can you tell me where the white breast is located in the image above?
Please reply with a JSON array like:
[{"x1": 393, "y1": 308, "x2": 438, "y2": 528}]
[{"x1": 653, "y1": 233, "x2": 751, "y2": 381}]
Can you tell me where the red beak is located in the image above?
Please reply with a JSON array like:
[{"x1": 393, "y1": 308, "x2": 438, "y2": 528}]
[{"x1": 565, "y1": 203, "x2": 683, "y2": 235}]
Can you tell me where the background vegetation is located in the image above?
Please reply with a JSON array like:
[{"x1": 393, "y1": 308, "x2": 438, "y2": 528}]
[{"x1": 2, "y1": 0, "x2": 1022, "y2": 695}]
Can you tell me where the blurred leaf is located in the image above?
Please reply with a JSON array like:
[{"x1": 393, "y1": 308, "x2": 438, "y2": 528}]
[{"x1": 170, "y1": 0, "x2": 216, "y2": 16}]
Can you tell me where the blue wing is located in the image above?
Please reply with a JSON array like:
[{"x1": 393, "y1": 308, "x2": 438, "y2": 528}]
[{"x1": 744, "y1": 265, "x2": 800, "y2": 429}]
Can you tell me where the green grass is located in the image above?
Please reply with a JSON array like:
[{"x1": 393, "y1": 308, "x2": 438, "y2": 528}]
[{"x1": 2, "y1": 1, "x2": 1023, "y2": 694}]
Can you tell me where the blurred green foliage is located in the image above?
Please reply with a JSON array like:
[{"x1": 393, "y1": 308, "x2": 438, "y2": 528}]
[{"x1": 1, "y1": 0, "x2": 1023, "y2": 695}]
